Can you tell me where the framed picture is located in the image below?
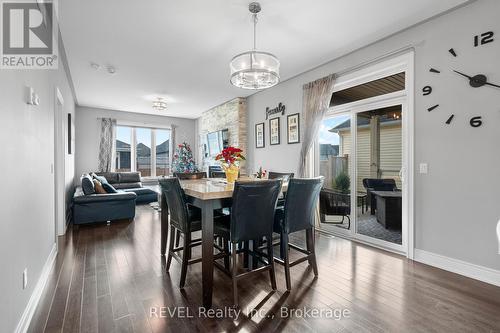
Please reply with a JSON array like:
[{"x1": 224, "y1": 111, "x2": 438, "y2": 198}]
[
  {"x1": 255, "y1": 122, "x2": 265, "y2": 148},
  {"x1": 269, "y1": 117, "x2": 280, "y2": 145},
  {"x1": 287, "y1": 113, "x2": 300, "y2": 144}
]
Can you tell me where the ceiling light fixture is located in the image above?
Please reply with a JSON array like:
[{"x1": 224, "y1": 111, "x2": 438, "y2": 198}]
[
  {"x1": 152, "y1": 97, "x2": 167, "y2": 111},
  {"x1": 230, "y1": 2, "x2": 280, "y2": 90}
]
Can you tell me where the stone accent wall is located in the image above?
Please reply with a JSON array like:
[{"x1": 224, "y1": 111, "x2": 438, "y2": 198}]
[{"x1": 197, "y1": 97, "x2": 247, "y2": 173}]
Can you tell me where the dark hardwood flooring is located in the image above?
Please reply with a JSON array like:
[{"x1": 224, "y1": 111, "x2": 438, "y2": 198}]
[{"x1": 29, "y1": 205, "x2": 500, "y2": 333}]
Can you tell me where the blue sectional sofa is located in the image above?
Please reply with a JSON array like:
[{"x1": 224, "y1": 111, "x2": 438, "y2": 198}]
[{"x1": 73, "y1": 172, "x2": 158, "y2": 225}]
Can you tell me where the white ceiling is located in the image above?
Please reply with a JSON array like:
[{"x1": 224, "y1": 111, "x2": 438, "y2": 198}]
[{"x1": 59, "y1": 0, "x2": 469, "y2": 119}]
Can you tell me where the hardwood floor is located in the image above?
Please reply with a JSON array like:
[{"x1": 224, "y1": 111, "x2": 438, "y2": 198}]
[{"x1": 29, "y1": 205, "x2": 500, "y2": 333}]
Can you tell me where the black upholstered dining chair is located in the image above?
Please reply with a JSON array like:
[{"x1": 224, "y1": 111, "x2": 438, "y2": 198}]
[
  {"x1": 268, "y1": 171, "x2": 294, "y2": 206},
  {"x1": 173, "y1": 171, "x2": 206, "y2": 179},
  {"x1": 159, "y1": 178, "x2": 204, "y2": 288},
  {"x1": 214, "y1": 179, "x2": 282, "y2": 306},
  {"x1": 268, "y1": 171, "x2": 294, "y2": 182},
  {"x1": 210, "y1": 171, "x2": 226, "y2": 178},
  {"x1": 273, "y1": 177, "x2": 324, "y2": 290}
]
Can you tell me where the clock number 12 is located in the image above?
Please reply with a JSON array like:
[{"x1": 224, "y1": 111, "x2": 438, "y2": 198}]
[{"x1": 474, "y1": 31, "x2": 494, "y2": 47}]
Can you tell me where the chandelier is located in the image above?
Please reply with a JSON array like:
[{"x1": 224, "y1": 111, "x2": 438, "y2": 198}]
[
  {"x1": 152, "y1": 97, "x2": 167, "y2": 111},
  {"x1": 230, "y1": 2, "x2": 280, "y2": 90}
]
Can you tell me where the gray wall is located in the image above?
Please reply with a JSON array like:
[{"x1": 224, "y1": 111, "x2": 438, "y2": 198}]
[
  {"x1": 247, "y1": 0, "x2": 500, "y2": 271},
  {"x1": 75, "y1": 106, "x2": 197, "y2": 177},
  {"x1": 0, "y1": 52, "x2": 75, "y2": 331}
]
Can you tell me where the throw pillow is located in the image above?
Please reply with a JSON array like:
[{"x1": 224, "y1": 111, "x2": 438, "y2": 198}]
[
  {"x1": 102, "y1": 182, "x2": 118, "y2": 193},
  {"x1": 92, "y1": 173, "x2": 109, "y2": 185},
  {"x1": 93, "y1": 179, "x2": 107, "y2": 194},
  {"x1": 81, "y1": 174, "x2": 95, "y2": 195}
]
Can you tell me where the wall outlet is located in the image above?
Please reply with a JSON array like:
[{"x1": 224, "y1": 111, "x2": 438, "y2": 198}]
[
  {"x1": 23, "y1": 269, "x2": 28, "y2": 289},
  {"x1": 419, "y1": 163, "x2": 428, "y2": 174}
]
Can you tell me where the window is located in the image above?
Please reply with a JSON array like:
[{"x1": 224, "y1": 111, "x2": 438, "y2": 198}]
[
  {"x1": 155, "y1": 129, "x2": 170, "y2": 176},
  {"x1": 116, "y1": 126, "x2": 132, "y2": 172},
  {"x1": 329, "y1": 72, "x2": 405, "y2": 107},
  {"x1": 136, "y1": 128, "x2": 152, "y2": 177},
  {"x1": 115, "y1": 125, "x2": 171, "y2": 177}
]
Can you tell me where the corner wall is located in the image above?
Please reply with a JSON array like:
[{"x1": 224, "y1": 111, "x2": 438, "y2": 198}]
[
  {"x1": 246, "y1": 0, "x2": 500, "y2": 274},
  {"x1": 0, "y1": 49, "x2": 76, "y2": 332}
]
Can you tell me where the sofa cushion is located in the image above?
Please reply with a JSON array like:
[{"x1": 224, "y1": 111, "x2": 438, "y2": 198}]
[
  {"x1": 102, "y1": 182, "x2": 118, "y2": 193},
  {"x1": 113, "y1": 182, "x2": 142, "y2": 189},
  {"x1": 119, "y1": 172, "x2": 141, "y2": 183},
  {"x1": 93, "y1": 179, "x2": 107, "y2": 194},
  {"x1": 96, "y1": 172, "x2": 119, "y2": 184},
  {"x1": 81, "y1": 174, "x2": 95, "y2": 195},
  {"x1": 91, "y1": 173, "x2": 109, "y2": 185}
]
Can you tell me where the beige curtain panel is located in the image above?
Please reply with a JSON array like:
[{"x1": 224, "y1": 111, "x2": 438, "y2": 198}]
[{"x1": 298, "y1": 74, "x2": 336, "y2": 177}]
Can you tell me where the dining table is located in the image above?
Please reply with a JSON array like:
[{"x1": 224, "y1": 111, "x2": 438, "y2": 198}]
[{"x1": 159, "y1": 177, "x2": 287, "y2": 308}]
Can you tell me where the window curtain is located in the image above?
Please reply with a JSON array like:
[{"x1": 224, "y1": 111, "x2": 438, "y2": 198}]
[
  {"x1": 98, "y1": 118, "x2": 116, "y2": 172},
  {"x1": 298, "y1": 74, "x2": 336, "y2": 177}
]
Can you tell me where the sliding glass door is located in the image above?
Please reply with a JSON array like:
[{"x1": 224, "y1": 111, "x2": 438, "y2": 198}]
[
  {"x1": 315, "y1": 52, "x2": 413, "y2": 256},
  {"x1": 355, "y1": 106, "x2": 403, "y2": 246}
]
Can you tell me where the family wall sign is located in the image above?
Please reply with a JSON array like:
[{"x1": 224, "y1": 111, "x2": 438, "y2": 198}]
[{"x1": 265, "y1": 102, "x2": 286, "y2": 119}]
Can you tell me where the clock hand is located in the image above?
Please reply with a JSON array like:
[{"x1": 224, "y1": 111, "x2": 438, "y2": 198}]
[
  {"x1": 485, "y1": 81, "x2": 500, "y2": 89},
  {"x1": 453, "y1": 70, "x2": 472, "y2": 79}
]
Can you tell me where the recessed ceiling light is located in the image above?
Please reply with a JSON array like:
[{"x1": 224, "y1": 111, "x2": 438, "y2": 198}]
[
  {"x1": 152, "y1": 97, "x2": 167, "y2": 111},
  {"x1": 90, "y1": 62, "x2": 100, "y2": 70}
]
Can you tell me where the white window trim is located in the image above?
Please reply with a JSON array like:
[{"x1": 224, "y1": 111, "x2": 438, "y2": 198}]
[{"x1": 116, "y1": 125, "x2": 171, "y2": 179}]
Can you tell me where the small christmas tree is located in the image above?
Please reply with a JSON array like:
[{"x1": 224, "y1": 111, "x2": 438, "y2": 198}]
[{"x1": 172, "y1": 142, "x2": 197, "y2": 173}]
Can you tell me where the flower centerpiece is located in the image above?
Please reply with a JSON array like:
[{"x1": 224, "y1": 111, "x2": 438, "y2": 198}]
[{"x1": 215, "y1": 146, "x2": 245, "y2": 183}]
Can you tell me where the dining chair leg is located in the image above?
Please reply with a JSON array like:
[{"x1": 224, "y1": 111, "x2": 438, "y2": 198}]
[
  {"x1": 179, "y1": 231, "x2": 191, "y2": 288},
  {"x1": 223, "y1": 239, "x2": 230, "y2": 270},
  {"x1": 252, "y1": 239, "x2": 259, "y2": 270},
  {"x1": 175, "y1": 229, "x2": 181, "y2": 247},
  {"x1": 166, "y1": 225, "x2": 175, "y2": 272},
  {"x1": 231, "y1": 242, "x2": 238, "y2": 307},
  {"x1": 279, "y1": 232, "x2": 286, "y2": 259},
  {"x1": 266, "y1": 236, "x2": 277, "y2": 290},
  {"x1": 306, "y1": 228, "x2": 319, "y2": 276},
  {"x1": 243, "y1": 241, "x2": 249, "y2": 269},
  {"x1": 281, "y1": 232, "x2": 292, "y2": 290}
]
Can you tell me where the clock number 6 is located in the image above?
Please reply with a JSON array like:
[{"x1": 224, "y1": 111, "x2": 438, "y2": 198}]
[
  {"x1": 422, "y1": 86, "x2": 432, "y2": 96},
  {"x1": 470, "y1": 116, "x2": 482, "y2": 128}
]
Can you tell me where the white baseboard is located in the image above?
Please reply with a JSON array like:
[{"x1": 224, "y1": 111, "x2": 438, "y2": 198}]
[
  {"x1": 414, "y1": 249, "x2": 500, "y2": 287},
  {"x1": 14, "y1": 243, "x2": 57, "y2": 333}
]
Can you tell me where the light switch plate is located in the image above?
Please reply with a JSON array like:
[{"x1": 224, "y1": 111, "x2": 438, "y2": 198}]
[{"x1": 419, "y1": 163, "x2": 428, "y2": 174}]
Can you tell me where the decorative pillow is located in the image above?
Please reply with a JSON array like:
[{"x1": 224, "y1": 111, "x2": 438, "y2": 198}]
[
  {"x1": 92, "y1": 173, "x2": 109, "y2": 185},
  {"x1": 93, "y1": 179, "x2": 107, "y2": 194},
  {"x1": 102, "y1": 182, "x2": 118, "y2": 193},
  {"x1": 81, "y1": 174, "x2": 95, "y2": 195}
]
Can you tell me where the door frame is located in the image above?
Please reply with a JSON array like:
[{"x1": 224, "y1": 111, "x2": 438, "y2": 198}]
[
  {"x1": 314, "y1": 51, "x2": 415, "y2": 258},
  {"x1": 54, "y1": 87, "x2": 66, "y2": 237}
]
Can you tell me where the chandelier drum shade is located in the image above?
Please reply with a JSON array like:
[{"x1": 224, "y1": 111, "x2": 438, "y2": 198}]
[{"x1": 230, "y1": 2, "x2": 280, "y2": 90}]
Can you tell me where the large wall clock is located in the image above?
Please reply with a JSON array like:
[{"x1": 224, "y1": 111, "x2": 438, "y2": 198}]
[{"x1": 423, "y1": 30, "x2": 498, "y2": 127}]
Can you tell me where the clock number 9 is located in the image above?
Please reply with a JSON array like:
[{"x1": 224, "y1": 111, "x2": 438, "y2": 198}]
[
  {"x1": 470, "y1": 116, "x2": 482, "y2": 128},
  {"x1": 422, "y1": 86, "x2": 432, "y2": 96}
]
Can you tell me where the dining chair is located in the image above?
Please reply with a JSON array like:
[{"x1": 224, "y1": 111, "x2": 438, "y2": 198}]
[
  {"x1": 210, "y1": 171, "x2": 226, "y2": 178},
  {"x1": 268, "y1": 171, "x2": 294, "y2": 206},
  {"x1": 159, "y1": 177, "x2": 204, "y2": 288},
  {"x1": 214, "y1": 179, "x2": 282, "y2": 306},
  {"x1": 173, "y1": 171, "x2": 206, "y2": 179},
  {"x1": 273, "y1": 177, "x2": 324, "y2": 290},
  {"x1": 268, "y1": 171, "x2": 295, "y2": 182}
]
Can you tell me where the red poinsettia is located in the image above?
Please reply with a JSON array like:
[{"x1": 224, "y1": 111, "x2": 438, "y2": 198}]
[{"x1": 215, "y1": 146, "x2": 245, "y2": 165}]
